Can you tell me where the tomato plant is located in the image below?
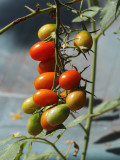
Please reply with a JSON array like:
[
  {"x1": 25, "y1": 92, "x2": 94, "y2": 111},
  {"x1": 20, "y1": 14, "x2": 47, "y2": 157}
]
[
  {"x1": 41, "y1": 109, "x2": 57, "y2": 131},
  {"x1": 74, "y1": 30, "x2": 93, "y2": 53},
  {"x1": 22, "y1": 97, "x2": 41, "y2": 114},
  {"x1": 34, "y1": 72, "x2": 60, "y2": 90},
  {"x1": 33, "y1": 89, "x2": 58, "y2": 106},
  {"x1": 59, "y1": 70, "x2": 81, "y2": 90},
  {"x1": 46, "y1": 104, "x2": 70, "y2": 126},
  {"x1": 66, "y1": 90, "x2": 86, "y2": 110},
  {"x1": 38, "y1": 24, "x2": 56, "y2": 40},
  {"x1": 27, "y1": 113, "x2": 43, "y2": 136},
  {"x1": 30, "y1": 41, "x2": 55, "y2": 61}
]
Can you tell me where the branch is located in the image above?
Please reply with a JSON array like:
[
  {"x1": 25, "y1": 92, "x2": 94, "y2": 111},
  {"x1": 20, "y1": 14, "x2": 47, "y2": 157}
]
[{"x1": 0, "y1": 0, "x2": 81, "y2": 35}]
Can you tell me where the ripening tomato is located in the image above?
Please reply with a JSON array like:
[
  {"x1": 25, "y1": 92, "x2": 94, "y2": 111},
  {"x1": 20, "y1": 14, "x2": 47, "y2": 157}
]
[
  {"x1": 46, "y1": 104, "x2": 70, "y2": 126},
  {"x1": 22, "y1": 97, "x2": 41, "y2": 114},
  {"x1": 33, "y1": 89, "x2": 58, "y2": 106},
  {"x1": 60, "y1": 90, "x2": 71, "y2": 102},
  {"x1": 66, "y1": 90, "x2": 86, "y2": 110},
  {"x1": 59, "y1": 70, "x2": 81, "y2": 90},
  {"x1": 38, "y1": 24, "x2": 56, "y2": 40},
  {"x1": 27, "y1": 113, "x2": 43, "y2": 136},
  {"x1": 34, "y1": 72, "x2": 60, "y2": 90},
  {"x1": 38, "y1": 54, "x2": 63, "y2": 74},
  {"x1": 74, "y1": 30, "x2": 93, "y2": 53},
  {"x1": 30, "y1": 41, "x2": 55, "y2": 61},
  {"x1": 41, "y1": 109, "x2": 57, "y2": 131}
]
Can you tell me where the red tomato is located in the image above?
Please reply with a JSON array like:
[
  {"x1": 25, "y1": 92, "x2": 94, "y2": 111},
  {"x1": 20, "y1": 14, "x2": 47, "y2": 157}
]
[
  {"x1": 33, "y1": 89, "x2": 58, "y2": 106},
  {"x1": 34, "y1": 72, "x2": 60, "y2": 90},
  {"x1": 59, "y1": 70, "x2": 81, "y2": 90},
  {"x1": 30, "y1": 41, "x2": 55, "y2": 61}
]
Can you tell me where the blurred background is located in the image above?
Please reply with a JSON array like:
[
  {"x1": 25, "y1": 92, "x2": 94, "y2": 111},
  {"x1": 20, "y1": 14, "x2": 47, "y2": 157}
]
[{"x1": 0, "y1": 0, "x2": 120, "y2": 159}]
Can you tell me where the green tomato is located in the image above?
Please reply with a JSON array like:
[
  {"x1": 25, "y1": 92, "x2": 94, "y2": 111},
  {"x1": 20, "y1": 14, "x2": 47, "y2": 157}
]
[
  {"x1": 46, "y1": 104, "x2": 70, "y2": 126},
  {"x1": 22, "y1": 97, "x2": 41, "y2": 114},
  {"x1": 38, "y1": 24, "x2": 56, "y2": 40},
  {"x1": 27, "y1": 113, "x2": 43, "y2": 136}
]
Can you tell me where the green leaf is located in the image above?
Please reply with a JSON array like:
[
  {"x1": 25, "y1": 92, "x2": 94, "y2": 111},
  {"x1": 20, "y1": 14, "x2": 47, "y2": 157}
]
[
  {"x1": 15, "y1": 142, "x2": 27, "y2": 160},
  {"x1": 21, "y1": 152, "x2": 38, "y2": 160},
  {"x1": 114, "y1": 27, "x2": 120, "y2": 34},
  {"x1": 72, "y1": 6, "x2": 101, "y2": 22},
  {"x1": 66, "y1": 98, "x2": 120, "y2": 128},
  {"x1": 28, "y1": 142, "x2": 32, "y2": 153},
  {"x1": 0, "y1": 142, "x2": 20, "y2": 160},
  {"x1": 0, "y1": 134, "x2": 14, "y2": 147},
  {"x1": 38, "y1": 150, "x2": 58, "y2": 160},
  {"x1": 100, "y1": 1, "x2": 117, "y2": 32}
]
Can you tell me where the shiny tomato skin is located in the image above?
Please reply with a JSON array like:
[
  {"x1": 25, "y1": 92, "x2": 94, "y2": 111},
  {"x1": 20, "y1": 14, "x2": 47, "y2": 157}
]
[
  {"x1": 33, "y1": 89, "x2": 58, "y2": 106},
  {"x1": 22, "y1": 96, "x2": 41, "y2": 114},
  {"x1": 59, "y1": 70, "x2": 81, "y2": 90},
  {"x1": 74, "y1": 30, "x2": 93, "y2": 53},
  {"x1": 34, "y1": 72, "x2": 60, "y2": 90},
  {"x1": 38, "y1": 24, "x2": 56, "y2": 40},
  {"x1": 30, "y1": 41, "x2": 55, "y2": 61},
  {"x1": 27, "y1": 113, "x2": 43, "y2": 136},
  {"x1": 66, "y1": 90, "x2": 86, "y2": 111},
  {"x1": 38, "y1": 55, "x2": 55, "y2": 74},
  {"x1": 46, "y1": 104, "x2": 70, "y2": 126},
  {"x1": 41, "y1": 109, "x2": 57, "y2": 131}
]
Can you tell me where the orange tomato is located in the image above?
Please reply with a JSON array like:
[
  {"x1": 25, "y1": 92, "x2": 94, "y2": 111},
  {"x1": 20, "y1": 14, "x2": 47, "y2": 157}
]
[
  {"x1": 33, "y1": 89, "x2": 58, "y2": 106},
  {"x1": 34, "y1": 72, "x2": 60, "y2": 90},
  {"x1": 41, "y1": 109, "x2": 57, "y2": 131}
]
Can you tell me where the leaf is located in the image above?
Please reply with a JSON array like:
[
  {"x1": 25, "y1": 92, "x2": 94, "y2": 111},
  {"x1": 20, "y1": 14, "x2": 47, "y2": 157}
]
[
  {"x1": 0, "y1": 142, "x2": 20, "y2": 160},
  {"x1": 114, "y1": 27, "x2": 120, "y2": 34},
  {"x1": 100, "y1": 1, "x2": 117, "y2": 32},
  {"x1": 28, "y1": 142, "x2": 32, "y2": 153},
  {"x1": 115, "y1": 0, "x2": 120, "y2": 16},
  {"x1": 72, "y1": 6, "x2": 101, "y2": 22},
  {"x1": 38, "y1": 150, "x2": 58, "y2": 160},
  {"x1": 0, "y1": 134, "x2": 14, "y2": 147},
  {"x1": 66, "y1": 98, "x2": 120, "y2": 128},
  {"x1": 21, "y1": 152, "x2": 38, "y2": 160},
  {"x1": 15, "y1": 142, "x2": 27, "y2": 160}
]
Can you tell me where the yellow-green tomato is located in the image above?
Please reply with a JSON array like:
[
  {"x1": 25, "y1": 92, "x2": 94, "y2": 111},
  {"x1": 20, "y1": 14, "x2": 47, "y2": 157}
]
[
  {"x1": 38, "y1": 24, "x2": 56, "y2": 40},
  {"x1": 46, "y1": 104, "x2": 70, "y2": 126},
  {"x1": 74, "y1": 30, "x2": 93, "y2": 53},
  {"x1": 27, "y1": 113, "x2": 43, "y2": 136},
  {"x1": 66, "y1": 90, "x2": 86, "y2": 111},
  {"x1": 22, "y1": 97, "x2": 41, "y2": 114}
]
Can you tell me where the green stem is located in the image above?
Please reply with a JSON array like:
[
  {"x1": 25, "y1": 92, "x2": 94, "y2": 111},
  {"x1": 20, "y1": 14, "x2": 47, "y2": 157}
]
[
  {"x1": 0, "y1": 0, "x2": 81, "y2": 35},
  {"x1": 80, "y1": 0, "x2": 97, "y2": 159}
]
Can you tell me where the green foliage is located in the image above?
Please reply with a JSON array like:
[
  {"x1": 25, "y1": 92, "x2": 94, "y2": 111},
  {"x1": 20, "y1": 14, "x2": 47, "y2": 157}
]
[
  {"x1": 116, "y1": 0, "x2": 120, "y2": 15},
  {"x1": 21, "y1": 152, "x2": 38, "y2": 160},
  {"x1": 15, "y1": 142, "x2": 28, "y2": 160},
  {"x1": 100, "y1": 1, "x2": 117, "y2": 32},
  {"x1": 66, "y1": 98, "x2": 120, "y2": 128},
  {"x1": 38, "y1": 150, "x2": 60, "y2": 160},
  {"x1": 72, "y1": 6, "x2": 101, "y2": 22},
  {"x1": 114, "y1": 27, "x2": 120, "y2": 34},
  {"x1": 92, "y1": 0, "x2": 99, "y2": 6},
  {"x1": 0, "y1": 142, "x2": 20, "y2": 160},
  {"x1": 0, "y1": 134, "x2": 15, "y2": 147}
]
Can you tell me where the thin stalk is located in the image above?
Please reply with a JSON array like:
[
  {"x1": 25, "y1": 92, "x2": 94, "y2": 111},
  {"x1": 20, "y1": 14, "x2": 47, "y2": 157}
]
[
  {"x1": 80, "y1": 0, "x2": 97, "y2": 159},
  {"x1": 0, "y1": 0, "x2": 81, "y2": 35}
]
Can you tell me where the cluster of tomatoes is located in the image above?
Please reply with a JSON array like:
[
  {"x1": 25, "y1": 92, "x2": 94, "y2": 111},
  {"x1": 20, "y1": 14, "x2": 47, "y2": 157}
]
[{"x1": 22, "y1": 24, "x2": 93, "y2": 136}]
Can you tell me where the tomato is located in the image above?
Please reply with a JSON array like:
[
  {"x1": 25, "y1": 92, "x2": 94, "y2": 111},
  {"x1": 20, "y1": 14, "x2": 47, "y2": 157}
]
[
  {"x1": 60, "y1": 90, "x2": 71, "y2": 102},
  {"x1": 27, "y1": 113, "x2": 43, "y2": 136},
  {"x1": 34, "y1": 72, "x2": 60, "y2": 90},
  {"x1": 22, "y1": 97, "x2": 41, "y2": 114},
  {"x1": 46, "y1": 104, "x2": 70, "y2": 126},
  {"x1": 66, "y1": 90, "x2": 86, "y2": 110},
  {"x1": 30, "y1": 41, "x2": 55, "y2": 61},
  {"x1": 38, "y1": 54, "x2": 63, "y2": 74},
  {"x1": 33, "y1": 89, "x2": 58, "y2": 106},
  {"x1": 41, "y1": 109, "x2": 57, "y2": 131},
  {"x1": 59, "y1": 70, "x2": 81, "y2": 90},
  {"x1": 74, "y1": 30, "x2": 93, "y2": 53},
  {"x1": 38, "y1": 24, "x2": 56, "y2": 40}
]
